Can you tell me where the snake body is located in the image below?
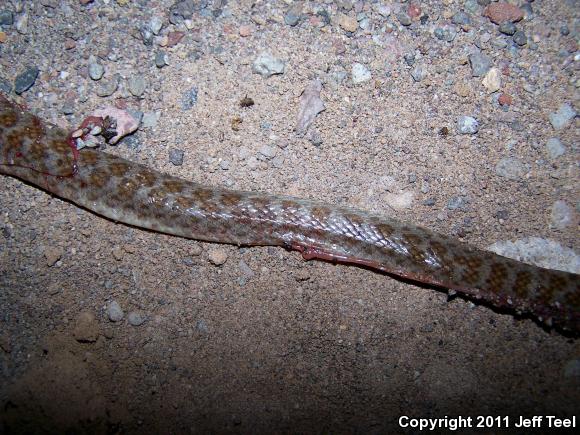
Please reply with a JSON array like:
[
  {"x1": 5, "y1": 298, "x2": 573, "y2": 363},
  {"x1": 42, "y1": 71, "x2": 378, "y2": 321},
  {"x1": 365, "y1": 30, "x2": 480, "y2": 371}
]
[{"x1": 0, "y1": 95, "x2": 578, "y2": 332}]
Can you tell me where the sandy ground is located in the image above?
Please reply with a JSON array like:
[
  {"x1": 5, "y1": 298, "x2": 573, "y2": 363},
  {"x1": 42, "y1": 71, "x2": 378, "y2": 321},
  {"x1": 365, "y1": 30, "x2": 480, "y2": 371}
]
[{"x1": 0, "y1": 0, "x2": 579, "y2": 433}]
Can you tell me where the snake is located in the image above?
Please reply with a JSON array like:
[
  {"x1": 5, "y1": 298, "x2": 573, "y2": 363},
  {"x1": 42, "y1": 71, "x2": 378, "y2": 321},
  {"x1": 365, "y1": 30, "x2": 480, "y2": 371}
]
[{"x1": 0, "y1": 94, "x2": 578, "y2": 333}]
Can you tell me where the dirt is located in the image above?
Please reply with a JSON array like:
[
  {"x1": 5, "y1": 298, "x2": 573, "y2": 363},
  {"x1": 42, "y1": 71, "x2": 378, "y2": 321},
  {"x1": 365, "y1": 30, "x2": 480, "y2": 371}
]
[{"x1": 0, "y1": 1, "x2": 579, "y2": 434}]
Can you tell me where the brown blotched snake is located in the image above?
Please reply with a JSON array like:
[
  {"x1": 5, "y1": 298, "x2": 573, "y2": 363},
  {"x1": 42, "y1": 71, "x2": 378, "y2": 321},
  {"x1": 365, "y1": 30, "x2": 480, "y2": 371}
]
[{"x1": 0, "y1": 94, "x2": 578, "y2": 333}]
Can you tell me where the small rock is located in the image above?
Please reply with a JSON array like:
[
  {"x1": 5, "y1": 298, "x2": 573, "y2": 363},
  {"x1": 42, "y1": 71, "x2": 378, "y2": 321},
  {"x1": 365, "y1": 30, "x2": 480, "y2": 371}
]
[
  {"x1": 560, "y1": 25, "x2": 570, "y2": 36},
  {"x1": 434, "y1": 25, "x2": 457, "y2": 42},
  {"x1": 149, "y1": 15, "x2": 163, "y2": 35},
  {"x1": 258, "y1": 144, "x2": 277, "y2": 160},
  {"x1": 549, "y1": 103, "x2": 576, "y2": 130},
  {"x1": 0, "y1": 10, "x2": 14, "y2": 26},
  {"x1": 410, "y1": 65, "x2": 426, "y2": 82},
  {"x1": 396, "y1": 12, "x2": 412, "y2": 26},
  {"x1": 44, "y1": 246, "x2": 63, "y2": 266},
  {"x1": 88, "y1": 58, "x2": 105, "y2": 80},
  {"x1": 96, "y1": 74, "x2": 120, "y2": 97},
  {"x1": 337, "y1": 13, "x2": 358, "y2": 32},
  {"x1": 513, "y1": 30, "x2": 527, "y2": 46},
  {"x1": 495, "y1": 157, "x2": 528, "y2": 180},
  {"x1": 351, "y1": 62, "x2": 371, "y2": 84},
  {"x1": 155, "y1": 51, "x2": 168, "y2": 68},
  {"x1": 15, "y1": 12, "x2": 27, "y2": 34},
  {"x1": 196, "y1": 319, "x2": 209, "y2": 334},
  {"x1": 208, "y1": 248, "x2": 228, "y2": 266},
  {"x1": 239, "y1": 25, "x2": 253, "y2": 37},
  {"x1": 128, "y1": 75, "x2": 146, "y2": 97},
  {"x1": 169, "y1": 148, "x2": 184, "y2": 166},
  {"x1": 457, "y1": 116, "x2": 479, "y2": 134},
  {"x1": 545, "y1": 138, "x2": 566, "y2": 159},
  {"x1": 407, "y1": 3, "x2": 421, "y2": 19},
  {"x1": 385, "y1": 191, "x2": 414, "y2": 210},
  {"x1": 284, "y1": 4, "x2": 302, "y2": 26},
  {"x1": 128, "y1": 311, "x2": 146, "y2": 326},
  {"x1": 469, "y1": 52, "x2": 491, "y2": 77},
  {"x1": 166, "y1": 31, "x2": 185, "y2": 47},
  {"x1": 447, "y1": 196, "x2": 469, "y2": 210},
  {"x1": 498, "y1": 21, "x2": 516, "y2": 36},
  {"x1": 482, "y1": 67, "x2": 501, "y2": 93},
  {"x1": 483, "y1": 2, "x2": 523, "y2": 24},
  {"x1": 551, "y1": 200, "x2": 574, "y2": 229},
  {"x1": 252, "y1": 52, "x2": 285, "y2": 78},
  {"x1": 498, "y1": 93, "x2": 512, "y2": 106},
  {"x1": 107, "y1": 300, "x2": 124, "y2": 322},
  {"x1": 73, "y1": 311, "x2": 99, "y2": 343},
  {"x1": 452, "y1": 11, "x2": 471, "y2": 25},
  {"x1": 142, "y1": 111, "x2": 160, "y2": 128},
  {"x1": 14, "y1": 66, "x2": 39, "y2": 94},
  {"x1": 375, "y1": 4, "x2": 391, "y2": 17}
]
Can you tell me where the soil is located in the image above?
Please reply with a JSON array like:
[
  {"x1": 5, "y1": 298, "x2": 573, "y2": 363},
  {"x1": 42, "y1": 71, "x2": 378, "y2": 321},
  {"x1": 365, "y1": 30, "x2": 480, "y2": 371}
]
[{"x1": 0, "y1": 1, "x2": 579, "y2": 434}]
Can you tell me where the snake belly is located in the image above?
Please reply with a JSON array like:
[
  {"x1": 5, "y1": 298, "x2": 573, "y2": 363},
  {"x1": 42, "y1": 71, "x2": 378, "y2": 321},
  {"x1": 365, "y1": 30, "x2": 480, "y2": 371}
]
[{"x1": 0, "y1": 94, "x2": 578, "y2": 333}]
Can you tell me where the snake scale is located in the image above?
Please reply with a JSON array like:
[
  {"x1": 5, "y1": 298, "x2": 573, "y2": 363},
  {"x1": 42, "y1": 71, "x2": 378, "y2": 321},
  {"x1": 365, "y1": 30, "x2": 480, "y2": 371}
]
[{"x1": 0, "y1": 94, "x2": 578, "y2": 333}]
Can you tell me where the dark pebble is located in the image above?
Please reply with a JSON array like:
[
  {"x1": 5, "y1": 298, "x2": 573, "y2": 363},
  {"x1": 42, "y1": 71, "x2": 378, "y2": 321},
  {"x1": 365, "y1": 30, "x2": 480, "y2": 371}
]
[
  {"x1": 317, "y1": 9, "x2": 331, "y2": 25},
  {"x1": 560, "y1": 25, "x2": 569, "y2": 36},
  {"x1": 169, "y1": 148, "x2": 185, "y2": 166},
  {"x1": 14, "y1": 67, "x2": 39, "y2": 94},
  {"x1": 498, "y1": 21, "x2": 516, "y2": 35},
  {"x1": 513, "y1": 30, "x2": 527, "y2": 46},
  {"x1": 0, "y1": 10, "x2": 13, "y2": 25}
]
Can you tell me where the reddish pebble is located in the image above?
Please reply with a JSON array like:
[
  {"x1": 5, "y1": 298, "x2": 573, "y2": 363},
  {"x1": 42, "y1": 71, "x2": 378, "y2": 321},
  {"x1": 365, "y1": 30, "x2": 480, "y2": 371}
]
[
  {"x1": 484, "y1": 3, "x2": 523, "y2": 24},
  {"x1": 64, "y1": 37, "x2": 76, "y2": 50},
  {"x1": 222, "y1": 24, "x2": 234, "y2": 34},
  {"x1": 408, "y1": 3, "x2": 421, "y2": 19},
  {"x1": 332, "y1": 39, "x2": 346, "y2": 55},
  {"x1": 308, "y1": 15, "x2": 322, "y2": 27},
  {"x1": 239, "y1": 25, "x2": 253, "y2": 37},
  {"x1": 166, "y1": 31, "x2": 185, "y2": 47},
  {"x1": 0, "y1": 32, "x2": 6, "y2": 43},
  {"x1": 498, "y1": 93, "x2": 512, "y2": 106}
]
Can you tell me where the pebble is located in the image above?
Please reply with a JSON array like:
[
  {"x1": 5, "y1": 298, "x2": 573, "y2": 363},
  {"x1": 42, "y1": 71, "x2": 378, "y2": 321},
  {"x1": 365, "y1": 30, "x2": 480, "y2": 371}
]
[
  {"x1": 560, "y1": 25, "x2": 570, "y2": 36},
  {"x1": 182, "y1": 87, "x2": 198, "y2": 110},
  {"x1": 410, "y1": 65, "x2": 426, "y2": 82},
  {"x1": 545, "y1": 138, "x2": 566, "y2": 159},
  {"x1": 337, "y1": 13, "x2": 358, "y2": 33},
  {"x1": 208, "y1": 248, "x2": 228, "y2": 266},
  {"x1": 375, "y1": 4, "x2": 391, "y2": 17},
  {"x1": 483, "y1": 3, "x2": 523, "y2": 24},
  {"x1": 498, "y1": 22, "x2": 516, "y2": 36},
  {"x1": 88, "y1": 57, "x2": 105, "y2": 80},
  {"x1": 107, "y1": 300, "x2": 124, "y2": 322},
  {"x1": 385, "y1": 191, "x2": 414, "y2": 210},
  {"x1": 141, "y1": 111, "x2": 160, "y2": 128},
  {"x1": 258, "y1": 144, "x2": 277, "y2": 160},
  {"x1": 351, "y1": 62, "x2": 371, "y2": 84},
  {"x1": 155, "y1": 51, "x2": 168, "y2": 68},
  {"x1": 464, "y1": 0, "x2": 479, "y2": 14},
  {"x1": 434, "y1": 25, "x2": 457, "y2": 42},
  {"x1": 0, "y1": 10, "x2": 14, "y2": 25},
  {"x1": 252, "y1": 52, "x2": 285, "y2": 78},
  {"x1": 498, "y1": 93, "x2": 512, "y2": 106},
  {"x1": 452, "y1": 11, "x2": 471, "y2": 25},
  {"x1": 396, "y1": 12, "x2": 412, "y2": 27},
  {"x1": 169, "y1": 148, "x2": 184, "y2": 166},
  {"x1": 513, "y1": 30, "x2": 527, "y2": 46},
  {"x1": 482, "y1": 67, "x2": 501, "y2": 93},
  {"x1": 447, "y1": 196, "x2": 469, "y2": 210},
  {"x1": 128, "y1": 75, "x2": 146, "y2": 97},
  {"x1": 551, "y1": 200, "x2": 574, "y2": 229},
  {"x1": 549, "y1": 103, "x2": 576, "y2": 130},
  {"x1": 457, "y1": 116, "x2": 479, "y2": 134},
  {"x1": 239, "y1": 25, "x2": 253, "y2": 37},
  {"x1": 196, "y1": 319, "x2": 209, "y2": 334},
  {"x1": 72, "y1": 311, "x2": 99, "y2": 343},
  {"x1": 149, "y1": 15, "x2": 163, "y2": 35},
  {"x1": 495, "y1": 157, "x2": 528, "y2": 180},
  {"x1": 44, "y1": 246, "x2": 63, "y2": 267},
  {"x1": 469, "y1": 52, "x2": 491, "y2": 77},
  {"x1": 96, "y1": 74, "x2": 120, "y2": 97},
  {"x1": 284, "y1": 4, "x2": 302, "y2": 26},
  {"x1": 128, "y1": 311, "x2": 146, "y2": 326},
  {"x1": 14, "y1": 66, "x2": 39, "y2": 94}
]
